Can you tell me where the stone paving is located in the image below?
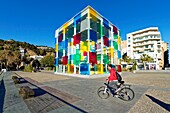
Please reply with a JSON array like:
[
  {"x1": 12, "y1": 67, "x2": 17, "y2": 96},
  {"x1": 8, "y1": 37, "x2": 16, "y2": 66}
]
[
  {"x1": 0, "y1": 72, "x2": 31, "y2": 113},
  {"x1": 0, "y1": 71, "x2": 170, "y2": 113},
  {"x1": 128, "y1": 89, "x2": 170, "y2": 113}
]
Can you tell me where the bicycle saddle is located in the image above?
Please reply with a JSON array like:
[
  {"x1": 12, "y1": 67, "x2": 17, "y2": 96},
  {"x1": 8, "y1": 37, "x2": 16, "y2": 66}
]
[{"x1": 119, "y1": 81, "x2": 124, "y2": 84}]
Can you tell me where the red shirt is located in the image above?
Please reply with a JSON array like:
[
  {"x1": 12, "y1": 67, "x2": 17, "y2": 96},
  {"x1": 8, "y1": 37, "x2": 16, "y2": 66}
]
[{"x1": 108, "y1": 68, "x2": 117, "y2": 81}]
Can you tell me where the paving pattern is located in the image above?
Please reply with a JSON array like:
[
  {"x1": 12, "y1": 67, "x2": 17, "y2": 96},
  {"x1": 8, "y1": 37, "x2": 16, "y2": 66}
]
[
  {"x1": 15, "y1": 76, "x2": 81, "y2": 113},
  {"x1": 0, "y1": 71, "x2": 170, "y2": 113}
]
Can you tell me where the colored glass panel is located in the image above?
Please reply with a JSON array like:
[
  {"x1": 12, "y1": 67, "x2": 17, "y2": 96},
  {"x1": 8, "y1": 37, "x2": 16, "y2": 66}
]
[
  {"x1": 55, "y1": 58, "x2": 58, "y2": 66},
  {"x1": 118, "y1": 36, "x2": 121, "y2": 45},
  {"x1": 114, "y1": 42, "x2": 118, "y2": 50},
  {"x1": 58, "y1": 33, "x2": 63, "y2": 42},
  {"x1": 55, "y1": 44, "x2": 58, "y2": 52},
  {"x1": 113, "y1": 25, "x2": 118, "y2": 35},
  {"x1": 103, "y1": 54, "x2": 109, "y2": 64},
  {"x1": 114, "y1": 34, "x2": 118, "y2": 39},
  {"x1": 104, "y1": 36, "x2": 109, "y2": 46},
  {"x1": 90, "y1": 30, "x2": 97, "y2": 42},
  {"x1": 63, "y1": 22, "x2": 68, "y2": 34},
  {"x1": 89, "y1": 7, "x2": 97, "y2": 18},
  {"x1": 80, "y1": 63, "x2": 89, "y2": 75},
  {"x1": 118, "y1": 50, "x2": 121, "y2": 59},
  {"x1": 73, "y1": 33, "x2": 81, "y2": 45},
  {"x1": 62, "y1": 56, "x2": 68, "y2": 65},
  {"x1": 89, "y1": 52, "x2": 97, "y2": 66}
]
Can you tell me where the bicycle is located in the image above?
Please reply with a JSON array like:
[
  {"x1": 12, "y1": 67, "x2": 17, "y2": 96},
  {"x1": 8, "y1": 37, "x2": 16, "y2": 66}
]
[{"x1": 97, "y1": 79, "x2": 135, "y2": 101}]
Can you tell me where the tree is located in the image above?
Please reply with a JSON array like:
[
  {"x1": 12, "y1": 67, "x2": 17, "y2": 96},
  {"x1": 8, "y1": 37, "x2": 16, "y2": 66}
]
[
  {"x1": 40, "y1": 55, "x2": 54, "y2": 68},
  {"x1": 32, "y1": 59, "x2": 41, "y2": 72},
  {"x1": 123, "y1": 56, "x2": 132, "y2": 64},
  {"x1": 140, "y1": 54, "x2": 153, "y2": 70}
]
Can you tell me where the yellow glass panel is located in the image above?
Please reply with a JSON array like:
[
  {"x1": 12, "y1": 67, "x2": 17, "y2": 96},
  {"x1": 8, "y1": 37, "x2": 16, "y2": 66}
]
[
  {"x1": 118, "y1": 36, "x2": 121, "y2": 45},
  {"x1": 70, "y1": 42, "x2": 73, "y2": 46},
  {"x1": 97, "y1": 64, "x2": 104, "y2": 74},
  {"x1": 91, "y1": 41, "x2": 95, "y2": 45},
  {"x1": 56, "y1": 44, "x2": 58, "y2": 52},
  {"x1": 89, "y1": 7, "x2": 97, "y2": 17},
  {"x1": 101, "y1": 64, "x2": 104, "y2": 74},
  {"x1": 83, "y1": 46, "x2": 87, "y2": 51},
  {"x1": 80, "y1": 42, "x2": 84, "y2": 50},
  {"x1": 62, "y1": 22, "x2": 69, "y2": 34},
  {"x1": 81, "y1": 55, "x2": 84, "y2": 60},
  {"x1": 68, "y1": 64, "x2": 70, "y2": 73},
  {"x1": 87, "y1": 41, "x2": 90, "y2": 51},
  {"x1": 90, "y1": 71, "x2": 95, "y2": 75},
  {"x1": 111, "y1": 48, "x2": 114, "y2": 58},
  {"x1": 80, "y1": 49, "x2": 83, "y2": 53}
]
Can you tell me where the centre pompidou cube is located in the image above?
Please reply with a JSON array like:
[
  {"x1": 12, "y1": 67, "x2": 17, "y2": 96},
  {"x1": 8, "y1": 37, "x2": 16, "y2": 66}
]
[{"x1": 55, "y1": 6, "x2": 122, "y2": 75}]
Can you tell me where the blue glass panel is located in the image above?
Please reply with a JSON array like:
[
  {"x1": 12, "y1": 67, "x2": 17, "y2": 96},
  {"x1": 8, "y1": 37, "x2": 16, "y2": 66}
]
[
  {"x1": 55, "y1": 58, "x2": 58, "y2": 66},
  {"x1": 80, "y1": 63, "x2": 89, "y2": 75},
  {"x1": 118, "y1": 50, "x2": 121, "y2": 59},
  {"x1": 90, "y1": 30, "x2": 97, "y2": 42},
  {"x1": 74, "y1": 13, "x2": 81, "y2": 28}
]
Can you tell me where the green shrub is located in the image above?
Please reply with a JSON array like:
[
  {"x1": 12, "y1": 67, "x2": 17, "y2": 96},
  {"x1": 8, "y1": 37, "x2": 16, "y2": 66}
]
[
  {"x1": 46, "y1": 67, "x2": 53, "y2": 71},
  {"x1": 24, "y1": 64, "x2": 33, "y2": 72}
]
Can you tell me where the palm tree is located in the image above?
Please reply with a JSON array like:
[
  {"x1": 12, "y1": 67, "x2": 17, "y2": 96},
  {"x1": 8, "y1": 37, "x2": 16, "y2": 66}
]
[{"x1": 140, "y1": 54, "x2": 154, "y2": 70}]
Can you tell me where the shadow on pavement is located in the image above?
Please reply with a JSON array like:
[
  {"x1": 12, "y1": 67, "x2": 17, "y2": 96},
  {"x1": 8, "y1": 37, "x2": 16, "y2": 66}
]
[
  {"x1": 18, "y1": 78, "x2": 28, "y2": 84},
  {"x1": 33, "y1": 87, "x2": 46, "y2": 97},
  {"x1": 0, "y1": 80, "x2": 6, "y2": 113},
  {"x1": 146, "y1": 94, "x2": 170, "y2": 112},
  {"x1": 15, "y1": 74, "x2": 87, "y2": 113}
]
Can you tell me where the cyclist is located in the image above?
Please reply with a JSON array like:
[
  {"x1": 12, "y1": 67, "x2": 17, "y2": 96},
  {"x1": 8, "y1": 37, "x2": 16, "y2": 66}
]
[{"x1": 107, "y1": 64, "x2": 120, "y2": 94}]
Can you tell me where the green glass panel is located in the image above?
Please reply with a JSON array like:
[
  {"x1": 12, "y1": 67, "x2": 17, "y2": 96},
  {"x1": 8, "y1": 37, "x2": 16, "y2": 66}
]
[
  {"x1": 97, "y1": 54, "x2": 101, "y2": 60},
  {"x1": 114, "y1": 42, "x2": 118, "y2": 50},
  {"x1": 73, "y1": 54, "x2": 80, "y2": 65},
  {"x1": 100, "y1": 25, "x2": 104, "y2": 37},
  {"x1": 76, "y1": 49, "x2": 79, "y2": 54},
  {"x1": 103, "y1": 54, "x2": 109, "y2": 64},
  {"x1": 114, "y1": 34, "x2": 118, "y2": 39},
  {"x1": 84, "y1": 41, "x2": 87, "y2": 46}
]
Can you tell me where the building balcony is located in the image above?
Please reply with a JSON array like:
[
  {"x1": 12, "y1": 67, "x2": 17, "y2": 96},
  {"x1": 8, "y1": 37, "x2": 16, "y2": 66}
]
[
  {"x1": 133, "y1": 42, "x2": 154, "y2": 47},
  {"x1": 133, "y1": 31, "x2": 160, "y2": 39}
]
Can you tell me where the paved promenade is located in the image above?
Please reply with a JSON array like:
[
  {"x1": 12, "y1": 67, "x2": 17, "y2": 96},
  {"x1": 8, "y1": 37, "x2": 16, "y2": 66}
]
[{"x1": 0, "y1": 70, "x2": 170, "y2": 113}]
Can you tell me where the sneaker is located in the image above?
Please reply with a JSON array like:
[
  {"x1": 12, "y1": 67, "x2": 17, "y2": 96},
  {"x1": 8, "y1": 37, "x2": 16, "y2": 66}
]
[{"x1": 114, "y1": 95, "x2": 119, "y2": 98}]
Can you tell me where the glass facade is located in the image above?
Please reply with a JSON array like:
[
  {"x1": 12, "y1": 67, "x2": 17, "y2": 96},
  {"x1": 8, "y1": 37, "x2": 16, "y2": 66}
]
[{"x1": 55, "y1": 6, "x2": 122, "y2": 75}]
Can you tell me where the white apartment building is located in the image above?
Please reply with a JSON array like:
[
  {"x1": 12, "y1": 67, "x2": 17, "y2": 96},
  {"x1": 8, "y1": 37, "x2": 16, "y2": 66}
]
[{"x1": 127, "y1": 27, "x2": 163, "y2": 70}]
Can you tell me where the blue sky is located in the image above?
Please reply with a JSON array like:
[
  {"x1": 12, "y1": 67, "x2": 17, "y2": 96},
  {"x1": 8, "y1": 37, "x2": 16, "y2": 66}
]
[{"x1": 0, "y1": 0, "x2": 170, "y2": 51}]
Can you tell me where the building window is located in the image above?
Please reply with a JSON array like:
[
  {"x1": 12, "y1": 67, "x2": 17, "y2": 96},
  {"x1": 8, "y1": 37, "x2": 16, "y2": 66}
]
[
  {"x1": 150, "y1": 35, "x2": 153, "y2": 38},
  {"x1": 128, "y1": 37, "x2": 130, "y2": 39},
  {"x1": 128, "y1": 40, "x2": 130, "y2": 42},
  {"x1": 128, "y1": 45, "x2": 131, "y2": 47}
]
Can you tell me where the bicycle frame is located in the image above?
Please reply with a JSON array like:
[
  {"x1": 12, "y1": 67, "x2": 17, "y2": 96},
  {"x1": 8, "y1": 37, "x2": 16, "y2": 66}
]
[{"x1": 103, "y1": 81, "x2": 131, "y2": 95}]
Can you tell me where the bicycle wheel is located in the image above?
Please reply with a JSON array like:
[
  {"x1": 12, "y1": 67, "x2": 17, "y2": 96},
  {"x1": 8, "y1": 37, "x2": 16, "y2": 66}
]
[
  {"x1": 118, "y1": 87, "x2": 135, "y2": 101},
  {"x1": 97, "y1": 86, "x2": 109, "y2": 99}
]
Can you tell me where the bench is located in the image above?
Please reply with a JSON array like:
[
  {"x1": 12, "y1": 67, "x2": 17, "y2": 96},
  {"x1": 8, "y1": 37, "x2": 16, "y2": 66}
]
[
  {"x1": 19, "y1": 86, "x2": 35, "y2": 99},
  {"x1": 12, "y1": 76, "x2": 20, "y2": 84}
]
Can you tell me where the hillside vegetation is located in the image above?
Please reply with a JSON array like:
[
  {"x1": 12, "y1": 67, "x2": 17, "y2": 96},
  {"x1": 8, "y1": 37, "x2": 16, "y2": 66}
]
[
  {"x1": 0, "y1": 39, "x2": 55, "y2": 70},
  {"x1": 0, "y1": 39, "x2": 54, "y2": 56}
]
